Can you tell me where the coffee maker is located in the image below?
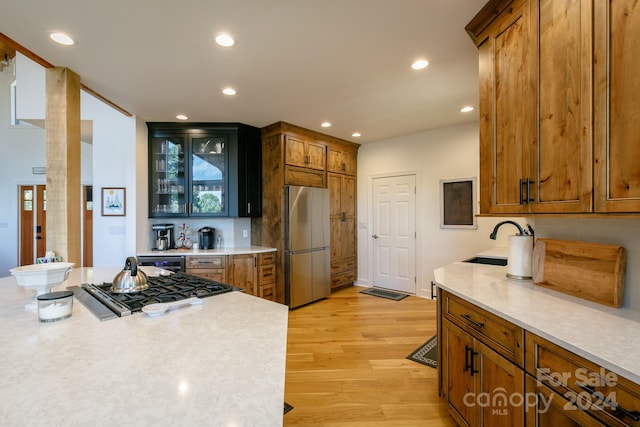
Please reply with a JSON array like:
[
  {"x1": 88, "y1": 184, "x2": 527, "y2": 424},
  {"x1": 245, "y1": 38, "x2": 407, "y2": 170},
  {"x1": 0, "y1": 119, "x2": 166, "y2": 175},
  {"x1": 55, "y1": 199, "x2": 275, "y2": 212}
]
[
  {"x1": 152, "y1": 223, "x2": 175, "y2": 250},
  {"x1": 198, "y1": 227, "x2": 215, "y2": 249}
]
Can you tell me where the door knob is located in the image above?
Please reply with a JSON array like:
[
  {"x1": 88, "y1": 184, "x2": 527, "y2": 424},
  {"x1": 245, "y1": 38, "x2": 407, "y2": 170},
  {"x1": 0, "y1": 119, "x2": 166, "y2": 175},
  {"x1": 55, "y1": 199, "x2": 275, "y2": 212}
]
[{"x1": 372, "y1": 234, "x2": 379, "y2": 239}]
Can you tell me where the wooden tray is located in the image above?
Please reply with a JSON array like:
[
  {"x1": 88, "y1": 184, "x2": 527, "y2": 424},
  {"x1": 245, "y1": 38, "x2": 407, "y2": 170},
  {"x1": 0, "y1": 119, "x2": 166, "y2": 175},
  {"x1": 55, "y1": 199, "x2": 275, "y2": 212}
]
[{"x1": 531, "y1": 239, "x2": 626, "y2": 308}]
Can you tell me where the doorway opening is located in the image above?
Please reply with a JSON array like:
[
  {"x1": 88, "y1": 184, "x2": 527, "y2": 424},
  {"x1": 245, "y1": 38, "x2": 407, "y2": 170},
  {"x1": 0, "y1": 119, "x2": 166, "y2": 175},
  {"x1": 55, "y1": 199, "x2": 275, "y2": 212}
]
[{"x1": 18, "y1": 185, "x2": 93, "y2": 266}]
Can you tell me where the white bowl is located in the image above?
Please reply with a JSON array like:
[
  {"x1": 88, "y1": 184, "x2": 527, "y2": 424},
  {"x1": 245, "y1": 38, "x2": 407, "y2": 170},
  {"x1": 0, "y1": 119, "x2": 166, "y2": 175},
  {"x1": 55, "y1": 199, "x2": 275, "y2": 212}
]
[{"x1": 10, "y1": 263, "x2": 75, "y2": 310}]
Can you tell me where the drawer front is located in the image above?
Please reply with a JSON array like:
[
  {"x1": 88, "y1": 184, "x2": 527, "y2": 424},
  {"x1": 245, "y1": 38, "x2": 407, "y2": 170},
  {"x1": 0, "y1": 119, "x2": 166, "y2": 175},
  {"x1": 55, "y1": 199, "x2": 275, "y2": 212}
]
[
  {"x1": 259, "y1": 283, "x2": 276, "y2": 301},
  {"x1": 186, "y1": 269, "x2": 226, "y2": 283},
  {"x1": 443, "y1": 290, "x2": 523, "y2": 366},
  {"x1": 526, "y1": 332, "x2": 640, "y2": 427},
  {"x1": 259, "y1": 264, "x2": 276, "y2": 284},
  {"x1": 330, "y1": 257, "x2": 356, "y2": 275},
  {"x1": 258, "y1": 252, "x2": 276, "y2": 265},
  {"x1": 285, "y1": 165, "x2": 326, "y2": 188},
  {"x1": 186, "y1": 256, "x2": 225, "y2": 269},
  {"x1": 525, "y1": 375, "x2": 607, "y2": 427},
  {"x1": 331, "y1": 270, "x2": 356, "y2": 289}
]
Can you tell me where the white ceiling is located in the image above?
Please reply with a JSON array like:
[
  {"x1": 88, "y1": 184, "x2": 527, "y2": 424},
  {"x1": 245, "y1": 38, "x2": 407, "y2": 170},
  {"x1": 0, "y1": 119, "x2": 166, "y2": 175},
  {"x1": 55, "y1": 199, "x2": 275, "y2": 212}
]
[{"x1": 0, "y1": 0, "x2": 487, "y2": 144}]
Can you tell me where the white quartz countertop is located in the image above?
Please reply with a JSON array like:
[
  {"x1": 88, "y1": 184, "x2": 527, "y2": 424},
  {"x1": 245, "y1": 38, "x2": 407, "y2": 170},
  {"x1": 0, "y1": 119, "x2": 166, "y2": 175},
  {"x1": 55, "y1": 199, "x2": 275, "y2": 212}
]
[
  {"x1": 137, "y1": 245, "x2": 276, "y2": 257},
  {"x1": 434, "y1": 261, "x2": 640, "y2": 384},
  {"x1": 0, "y1": 266, "x2": 289, "y2": 426}
]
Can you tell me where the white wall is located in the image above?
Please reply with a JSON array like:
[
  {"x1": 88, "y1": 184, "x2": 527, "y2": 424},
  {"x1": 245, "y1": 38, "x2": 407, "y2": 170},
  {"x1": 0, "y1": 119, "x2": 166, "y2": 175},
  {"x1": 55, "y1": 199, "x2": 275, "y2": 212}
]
[
  {"x1": 1, "y1": 53, "x2": 136, "y2": 272},
  {"x1": 357, "y1": 122, "x2": 523, "y2": 298}
]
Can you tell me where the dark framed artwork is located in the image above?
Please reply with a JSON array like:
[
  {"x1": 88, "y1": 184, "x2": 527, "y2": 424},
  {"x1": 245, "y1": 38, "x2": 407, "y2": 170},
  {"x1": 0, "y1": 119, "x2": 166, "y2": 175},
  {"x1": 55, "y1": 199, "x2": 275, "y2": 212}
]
[
  {"x1": 101, "y1": 187, "x2": 126, "y2": 216},
  {"x1": 440, "y1": 177, "x2": 477, "y2": 229}
]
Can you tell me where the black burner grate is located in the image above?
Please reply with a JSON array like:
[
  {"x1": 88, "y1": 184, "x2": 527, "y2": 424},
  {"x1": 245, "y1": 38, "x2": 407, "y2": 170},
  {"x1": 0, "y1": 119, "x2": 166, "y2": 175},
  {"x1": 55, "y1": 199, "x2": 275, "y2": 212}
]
[{"x1": 97, "y1": 272, "x2": 234, "y2": 313}]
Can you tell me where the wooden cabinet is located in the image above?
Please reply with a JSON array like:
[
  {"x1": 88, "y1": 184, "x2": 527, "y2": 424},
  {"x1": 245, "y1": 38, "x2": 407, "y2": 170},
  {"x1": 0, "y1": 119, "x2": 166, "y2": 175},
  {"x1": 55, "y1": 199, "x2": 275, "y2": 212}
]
[
  {"x1": 439, "y1": 286, "x2": 640, "y2": 427},
  {"x1": 228, "y1": 254, "x2": 258, "y2": 296},
  {"x1": 526, "y1": 332, "x2": 640, "y2": 427},
  {"x1": 328, "y1": 173, "x2": 357, "y2": 290},
  {"x1": 327, "y1": 144, "x2": 357, "y2": 175},
  {"x1": 147, "y1": 122, "x2": 262, "y2": 218},
  {"x1": 185, "y1": 255, "x2": 226, "y2": 282},
  {"x1": 469, "y1": 0, "x2": 640, "y2": 215},
  {"x1": 441, "y1": 317, "x2": 525, "y2": 426},
  {"x1": 257, "y1": 252, "x2": 276, "y2": 301},
  {"x1": 594, "y1": 1, "x2": 640, "y2": 212},
  {"x1": 284, "y1": 134, "x2": 326, "y2": 188},
  {"x1": 525, "y1": 375, "x2": 607, "y2": 427},
  {"x1": 440, "y1": 290, "x2": 525, "y2": 426},
  {"x1": 252, "y1": 122, "x2": 359, "y2": 304}
]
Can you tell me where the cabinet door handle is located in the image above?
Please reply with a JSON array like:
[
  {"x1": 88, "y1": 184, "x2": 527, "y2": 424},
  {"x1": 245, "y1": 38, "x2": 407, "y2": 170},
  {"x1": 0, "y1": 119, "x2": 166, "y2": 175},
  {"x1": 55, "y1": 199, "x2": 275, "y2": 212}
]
[
  {"x1": 341, "y1": 212, "x2": 346, "y2": 221},
  {"x1": 526, "y1": 178, "x2": 534, "y2": 203},
  {"x1": 461, "y1": 314, "x2": 485, "y2": 328},
  {"x1": 576, "y1": 382, "x2": 640, "y2": 421},
  {"x1": 519, "y1": 178, "x2": 525, "y2": 204},
  {"x1": 247, "y1": 202, "x2": 251, "y2": 214},
  {"x1": 464, "y1": 344, "x2": 478, "y2": 376}
]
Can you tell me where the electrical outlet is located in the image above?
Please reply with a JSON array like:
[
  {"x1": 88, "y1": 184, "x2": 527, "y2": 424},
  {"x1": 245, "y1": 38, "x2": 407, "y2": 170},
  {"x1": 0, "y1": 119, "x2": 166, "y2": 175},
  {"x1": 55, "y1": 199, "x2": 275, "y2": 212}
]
[{"x1": 242, "y1": 229, "x2": 248, "y2": 238}]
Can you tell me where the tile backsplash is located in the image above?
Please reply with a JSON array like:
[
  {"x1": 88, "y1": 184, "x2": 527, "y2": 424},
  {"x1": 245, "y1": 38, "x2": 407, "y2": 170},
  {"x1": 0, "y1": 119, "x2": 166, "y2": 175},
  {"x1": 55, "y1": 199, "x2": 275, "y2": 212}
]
[{"x1": 531, "y1": 217, "x2": 640, "y2": 310}]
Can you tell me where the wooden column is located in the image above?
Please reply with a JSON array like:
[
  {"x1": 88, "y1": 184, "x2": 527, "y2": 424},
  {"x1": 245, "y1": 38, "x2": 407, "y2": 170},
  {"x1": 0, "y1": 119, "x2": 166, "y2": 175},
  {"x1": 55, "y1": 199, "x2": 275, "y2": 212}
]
[{"x1": 45, "y1": 67, "x2": 81, "y2": 265}]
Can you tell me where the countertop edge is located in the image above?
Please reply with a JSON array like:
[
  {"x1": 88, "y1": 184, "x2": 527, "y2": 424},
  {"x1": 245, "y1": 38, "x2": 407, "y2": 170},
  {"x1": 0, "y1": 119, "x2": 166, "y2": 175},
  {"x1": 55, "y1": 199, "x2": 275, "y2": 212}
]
[{"x1": 137, "y1": 246, "x2": 277, "y2": 256}]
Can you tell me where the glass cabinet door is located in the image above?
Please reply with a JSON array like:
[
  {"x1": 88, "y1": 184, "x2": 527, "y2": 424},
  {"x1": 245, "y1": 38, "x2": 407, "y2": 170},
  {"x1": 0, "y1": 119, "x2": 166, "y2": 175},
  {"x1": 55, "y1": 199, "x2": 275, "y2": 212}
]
[
  {"x1": 150, "y1": 136, "x2": 186, "y2": 216},
  {"x1": 190, "y1": 135, "x2": 227, "y2": 215}
]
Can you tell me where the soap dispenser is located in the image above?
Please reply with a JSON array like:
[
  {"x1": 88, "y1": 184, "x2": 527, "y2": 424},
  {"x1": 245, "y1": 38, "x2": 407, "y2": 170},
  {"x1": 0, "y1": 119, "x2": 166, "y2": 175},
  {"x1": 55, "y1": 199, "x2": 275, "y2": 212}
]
[{"x1": 489, "y1": 221, "x2": 534, "y2": 280}]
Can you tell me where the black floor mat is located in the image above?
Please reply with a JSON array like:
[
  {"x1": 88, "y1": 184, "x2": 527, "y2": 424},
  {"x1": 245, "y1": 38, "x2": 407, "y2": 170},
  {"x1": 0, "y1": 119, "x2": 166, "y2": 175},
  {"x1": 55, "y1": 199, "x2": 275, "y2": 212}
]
[
  {"x1": 360, "y1": 287, "x2": 408, "y2": 301},
  {"x1": 407, "y1": 335, "x2": 437, "y2": 368}
]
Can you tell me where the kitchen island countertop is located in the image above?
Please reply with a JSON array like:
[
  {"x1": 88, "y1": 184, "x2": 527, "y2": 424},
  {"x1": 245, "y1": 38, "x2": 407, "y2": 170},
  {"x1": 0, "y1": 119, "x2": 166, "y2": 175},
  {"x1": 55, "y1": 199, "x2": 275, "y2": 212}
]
[
  {"x1": 0, "y1": 266, "x2": 288, "y2": 426},
  {"x1": 435, "y1": 261, "x2": 640, "y2": 384}
]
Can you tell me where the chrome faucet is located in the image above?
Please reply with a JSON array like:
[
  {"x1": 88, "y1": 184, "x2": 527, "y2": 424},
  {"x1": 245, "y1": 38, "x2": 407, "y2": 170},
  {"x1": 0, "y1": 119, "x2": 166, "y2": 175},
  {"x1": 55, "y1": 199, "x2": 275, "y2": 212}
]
[{"x1": 489, "y1": 221, "x2": 534, "y2": 240}]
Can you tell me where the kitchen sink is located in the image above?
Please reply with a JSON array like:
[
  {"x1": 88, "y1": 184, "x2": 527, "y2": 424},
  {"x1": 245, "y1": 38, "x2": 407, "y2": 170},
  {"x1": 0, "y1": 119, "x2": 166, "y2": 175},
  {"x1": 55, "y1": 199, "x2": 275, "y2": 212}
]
[{"x1": 463, "y1": 256, "x2": 508, "y2": 266}]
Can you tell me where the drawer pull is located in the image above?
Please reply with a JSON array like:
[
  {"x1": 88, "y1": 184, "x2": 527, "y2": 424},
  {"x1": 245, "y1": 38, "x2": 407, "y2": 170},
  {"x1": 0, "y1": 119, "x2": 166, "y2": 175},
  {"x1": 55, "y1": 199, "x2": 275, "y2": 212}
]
[
  {"x1": 576, "y1": 382, "x2": 640, "y2": 421},
  {"x1": 461, "y1": 314, "x2": 485, "y2": 328}
]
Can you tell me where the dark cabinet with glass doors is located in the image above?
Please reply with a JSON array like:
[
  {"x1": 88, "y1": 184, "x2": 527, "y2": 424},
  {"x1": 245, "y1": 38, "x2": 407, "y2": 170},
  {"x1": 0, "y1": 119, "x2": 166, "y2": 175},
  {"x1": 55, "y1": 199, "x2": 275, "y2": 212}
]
[{"x1": 147, "y1": 123, "x2": 261, "y2": 218}]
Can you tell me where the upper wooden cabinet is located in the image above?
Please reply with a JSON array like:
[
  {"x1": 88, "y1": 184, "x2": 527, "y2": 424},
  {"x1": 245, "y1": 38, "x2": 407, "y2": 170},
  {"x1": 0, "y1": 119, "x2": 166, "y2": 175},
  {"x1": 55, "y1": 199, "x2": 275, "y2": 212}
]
[
  {"x1": 594, "y1": 1, "x2": 640, "y2": 212},
  {"x1": 327, "y1": 145, "x2": 357, "y2": 176},
  {"x1": 285, "y1": 135, "x2": 326, "y2": 171},
  {"x1": 469, "y1": 0, "x2": 639, "y2": 214}
]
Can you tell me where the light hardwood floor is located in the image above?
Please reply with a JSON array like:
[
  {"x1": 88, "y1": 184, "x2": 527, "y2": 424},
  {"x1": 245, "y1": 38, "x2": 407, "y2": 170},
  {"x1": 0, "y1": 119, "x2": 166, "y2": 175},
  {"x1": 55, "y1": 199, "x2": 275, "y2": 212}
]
[{"x1": 283, "y1": 285, "x2": 457, "y2": 426}]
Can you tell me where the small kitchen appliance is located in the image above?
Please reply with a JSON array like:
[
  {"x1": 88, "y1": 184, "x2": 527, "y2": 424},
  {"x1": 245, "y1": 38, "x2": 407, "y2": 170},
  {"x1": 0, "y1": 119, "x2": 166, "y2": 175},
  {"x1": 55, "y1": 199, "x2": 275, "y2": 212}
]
[
  {"x1": 152, "y1": 223, "x2": 174, "y2": 250},
  {"x1": 198, "y1": 227, "x2": 215, "y2": 249}
]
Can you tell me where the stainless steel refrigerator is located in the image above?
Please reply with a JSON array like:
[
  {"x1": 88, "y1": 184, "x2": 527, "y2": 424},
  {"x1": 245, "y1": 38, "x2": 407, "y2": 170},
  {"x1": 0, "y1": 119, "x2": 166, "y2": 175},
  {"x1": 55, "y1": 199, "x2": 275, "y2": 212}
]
[{"x1": 285, "y1": 185, "x2": 331, "y2": 308}]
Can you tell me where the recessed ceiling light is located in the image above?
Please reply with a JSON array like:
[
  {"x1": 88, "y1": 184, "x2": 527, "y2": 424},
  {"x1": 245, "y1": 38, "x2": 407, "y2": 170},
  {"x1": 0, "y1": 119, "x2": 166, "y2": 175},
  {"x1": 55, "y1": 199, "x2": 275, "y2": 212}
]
[
  {"x1": 222, "y1": 87, "x2": 237, "y2": 96},
  {"x1": 176, "y1": 114, "x2": 188, "y2": 120},
  {"x1": 411, "y1": 59, "x2": 429, "y2": 70},
  {"x1": 352, "y1": 132, "x2": 361, "y2": 138},
  {"x1": 215, "y1": 33, "x2": 235, "y2": 47},
  {"x1": 460, "y1": 106, "x2": 475, "y2": 113},
  {"x1": 49, "y1": 32, "x2": 75, "y2": 46},
  {"x1": 321, "y1": 122, "x2": 331, "y2": 128}
]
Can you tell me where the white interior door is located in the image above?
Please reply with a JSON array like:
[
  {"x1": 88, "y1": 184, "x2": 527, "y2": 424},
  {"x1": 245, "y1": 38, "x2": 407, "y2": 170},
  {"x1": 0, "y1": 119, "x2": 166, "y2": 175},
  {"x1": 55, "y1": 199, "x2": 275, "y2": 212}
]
[{"x1": 372, "y1": 174, "x2": 416, "y2": 293}]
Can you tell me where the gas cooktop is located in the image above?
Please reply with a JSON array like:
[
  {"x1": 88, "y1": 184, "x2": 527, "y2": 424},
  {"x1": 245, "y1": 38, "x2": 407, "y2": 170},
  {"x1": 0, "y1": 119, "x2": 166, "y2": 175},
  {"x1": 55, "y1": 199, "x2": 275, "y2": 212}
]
[{"x1": 72, "y1": 272, "x2": 236, "y2": 321}]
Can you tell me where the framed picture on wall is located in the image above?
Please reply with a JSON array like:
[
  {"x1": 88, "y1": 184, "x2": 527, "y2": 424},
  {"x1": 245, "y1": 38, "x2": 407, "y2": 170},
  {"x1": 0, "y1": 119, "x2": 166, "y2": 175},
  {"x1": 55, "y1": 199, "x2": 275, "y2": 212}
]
[
  {"x1": 440, "y1": 177, "x2": 476, "y2": 229},
  {"x1": 101, "y1": 187, "x2": 126, "y2": 216}
]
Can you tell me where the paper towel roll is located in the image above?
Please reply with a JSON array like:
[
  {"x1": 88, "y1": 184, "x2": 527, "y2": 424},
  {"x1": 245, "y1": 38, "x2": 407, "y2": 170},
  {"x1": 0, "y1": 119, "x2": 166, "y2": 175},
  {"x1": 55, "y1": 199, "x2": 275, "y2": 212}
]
[{"x1": 507, "y1": 235, "x2": 533, "y2": 279}]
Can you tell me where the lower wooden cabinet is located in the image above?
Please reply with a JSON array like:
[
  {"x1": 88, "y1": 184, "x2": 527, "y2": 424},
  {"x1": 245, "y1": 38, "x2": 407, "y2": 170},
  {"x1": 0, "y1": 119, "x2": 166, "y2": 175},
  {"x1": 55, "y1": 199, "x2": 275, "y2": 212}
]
[
  {"x1": 525, "y1": 375, "x2": 607, "y2": 427},
  {"x1": 185, "y1": 255, "x2": 226, "y2": 282},
  {"x1": 228, "y1": 254, "x2": 258, "y2": 296},
  {"x1": 257, "y1": 252, "x2": 276, "y2": 301},
  {"x1": 439, "y1": 288, "x2": 640, "y2": 427},
  {"x1": 442, "y1": 318, "x2": 525, "y2": 426},
  {"x1": 186, "y1": 252, "x2": 277, "y2": 302}
]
